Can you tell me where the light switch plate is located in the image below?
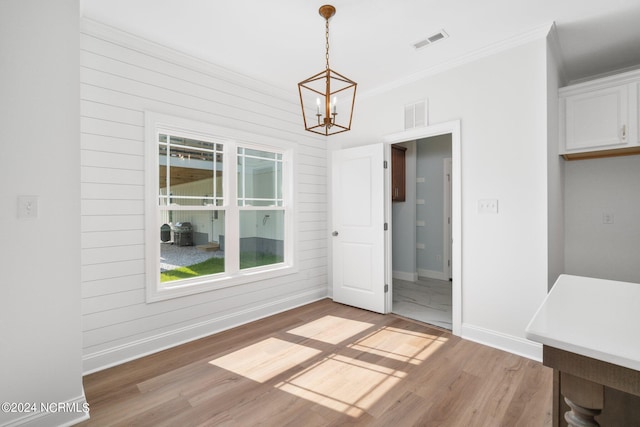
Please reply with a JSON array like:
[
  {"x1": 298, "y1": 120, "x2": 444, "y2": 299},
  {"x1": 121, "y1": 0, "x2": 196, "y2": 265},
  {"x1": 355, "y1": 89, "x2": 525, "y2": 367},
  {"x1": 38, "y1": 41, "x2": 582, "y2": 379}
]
[
  {"x1": 18, "y1": 195, "x2": 38, "y2": 219},
  {"x1": 478, "y1": 199, "x2": 498, "y2": 214}
]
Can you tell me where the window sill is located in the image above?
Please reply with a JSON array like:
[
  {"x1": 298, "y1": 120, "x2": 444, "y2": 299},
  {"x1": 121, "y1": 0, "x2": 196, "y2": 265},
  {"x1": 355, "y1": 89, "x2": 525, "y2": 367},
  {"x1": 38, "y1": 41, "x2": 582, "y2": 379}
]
[{"x1": 146, "y1": 263, "x2": 298, "y2": 303}]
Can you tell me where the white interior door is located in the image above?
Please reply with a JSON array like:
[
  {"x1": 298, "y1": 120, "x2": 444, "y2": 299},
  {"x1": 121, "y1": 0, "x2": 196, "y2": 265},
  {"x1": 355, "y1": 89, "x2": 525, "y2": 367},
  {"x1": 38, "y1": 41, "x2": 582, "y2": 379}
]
[{"x1": 332, "y1": 143, "x2": 386, "y2": 313}]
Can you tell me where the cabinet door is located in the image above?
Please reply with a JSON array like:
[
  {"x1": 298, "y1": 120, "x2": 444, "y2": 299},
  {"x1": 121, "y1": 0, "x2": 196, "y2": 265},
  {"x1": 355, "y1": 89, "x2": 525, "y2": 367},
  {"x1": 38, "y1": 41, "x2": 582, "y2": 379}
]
[
  {"x1": 391, "y1": 146, "x2": 406, "y2": 202},
  {"x1": 564, "y1": 85, "x2": 628, "y2": 152}
]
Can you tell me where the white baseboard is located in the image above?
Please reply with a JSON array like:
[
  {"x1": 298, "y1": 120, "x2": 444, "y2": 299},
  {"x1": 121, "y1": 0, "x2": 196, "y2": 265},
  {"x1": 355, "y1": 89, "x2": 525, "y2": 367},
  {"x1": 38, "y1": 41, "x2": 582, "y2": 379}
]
[
  {"x1": 83, "y1": 288, "x2": 328, "y2": 374},
  {"x1": 461, "y1": 323, "x2": 543, "y2": 362},
  {"x1": 417, "y1": 268, "x2": 447, "y2": 281},
  {"x1": 392, "y1": 270, "x2": 418, "y2": 281},
  {"x1": 0, "y1": 395, "x2": 89, "y2": 427}
]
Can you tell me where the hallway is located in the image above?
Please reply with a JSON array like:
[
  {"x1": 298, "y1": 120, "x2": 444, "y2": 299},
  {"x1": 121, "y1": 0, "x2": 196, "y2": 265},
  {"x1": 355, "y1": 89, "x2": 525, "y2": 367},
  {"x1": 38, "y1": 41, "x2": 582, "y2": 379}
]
[{"x1": 393, "y1": 277, "x2": 452, "y2": 330}]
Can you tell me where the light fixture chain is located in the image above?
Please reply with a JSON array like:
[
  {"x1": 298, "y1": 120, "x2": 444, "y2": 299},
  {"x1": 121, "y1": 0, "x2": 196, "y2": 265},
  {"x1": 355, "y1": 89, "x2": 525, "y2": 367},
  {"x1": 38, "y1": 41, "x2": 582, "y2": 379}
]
[{"x1": 325, "y1": 17, "x2": 330, "y2": 70}]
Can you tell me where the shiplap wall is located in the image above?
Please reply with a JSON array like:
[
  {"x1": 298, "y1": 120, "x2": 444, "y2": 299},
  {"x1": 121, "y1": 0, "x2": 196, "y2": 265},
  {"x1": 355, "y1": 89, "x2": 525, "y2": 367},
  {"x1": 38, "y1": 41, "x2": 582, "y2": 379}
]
[{"x1": 80, "y1": 20, "x2": 328, "y2": 373}]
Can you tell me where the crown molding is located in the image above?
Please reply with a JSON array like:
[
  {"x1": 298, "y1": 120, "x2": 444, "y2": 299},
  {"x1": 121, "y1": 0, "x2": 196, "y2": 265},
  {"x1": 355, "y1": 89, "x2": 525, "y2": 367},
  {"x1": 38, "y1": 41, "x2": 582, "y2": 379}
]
[
  {"x1": 565, "y1": 64, "x2": 640, "y2": 87},
  {"x1": 361, "y1": 22, "x2": 555, "y2": 99},
  {"x1": 80, "y1": 18, "x2": 297, "y2": 104},
  {"x1": 559, "y1": 66, "x2": 640, "y2": 95}
]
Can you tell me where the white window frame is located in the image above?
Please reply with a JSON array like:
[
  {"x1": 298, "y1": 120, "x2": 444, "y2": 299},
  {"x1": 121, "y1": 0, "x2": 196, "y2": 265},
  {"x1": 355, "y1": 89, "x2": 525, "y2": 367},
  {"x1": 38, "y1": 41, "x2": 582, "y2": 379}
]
[{"x1": 145, "y1": 112, "x2": 296, "y2": 302}]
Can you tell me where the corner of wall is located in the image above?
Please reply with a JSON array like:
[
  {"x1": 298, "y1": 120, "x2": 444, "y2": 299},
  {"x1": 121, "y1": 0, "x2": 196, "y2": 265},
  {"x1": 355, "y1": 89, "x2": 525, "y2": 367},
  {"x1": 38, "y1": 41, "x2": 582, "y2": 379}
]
[
  {"x1": 546, "y1": 21, "x2": 566, "y2": 290},
  {"x1": 461, "y1": 323, "x2": 543, "y2": 362},
  {"x1": 546, "y1": 22, "x2": 568, "y2": 87}
]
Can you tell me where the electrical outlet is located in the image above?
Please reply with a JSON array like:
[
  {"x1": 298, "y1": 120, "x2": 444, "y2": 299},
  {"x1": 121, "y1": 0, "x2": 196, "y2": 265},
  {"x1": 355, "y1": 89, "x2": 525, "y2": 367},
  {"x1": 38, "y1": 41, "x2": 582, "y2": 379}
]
[
  {"x1": 603, "y1": 213, "x2": 614, "y2": 224},
  {"x1": 416, "y1": 199, "x2": 425, "y2": 205},
  {"x1": 416, "y1": 220, "x2": 426, "y2": 227},
  {"x1": 416, "y1": 243, "x2": 425, "y2": 249},
  {"x1": 416, "y1": 177, "x2": 425, "y2": 183},
  {"x1": 18, "y1": 195, "x2": 38, "y2": 219},
  {"x1": 478, "y1": 199, "x2": 498, "y2": 214}
]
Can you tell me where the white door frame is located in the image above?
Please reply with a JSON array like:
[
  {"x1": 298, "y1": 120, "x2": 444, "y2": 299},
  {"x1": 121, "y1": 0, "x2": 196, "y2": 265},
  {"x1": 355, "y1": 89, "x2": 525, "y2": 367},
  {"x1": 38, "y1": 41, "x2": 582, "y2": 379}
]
[
  {"x1": 383, "y1": 120, "x2": 462, "y2": 336},
  {"x1": 444, "y1": 157, "x2": 452, "y2": 280}
]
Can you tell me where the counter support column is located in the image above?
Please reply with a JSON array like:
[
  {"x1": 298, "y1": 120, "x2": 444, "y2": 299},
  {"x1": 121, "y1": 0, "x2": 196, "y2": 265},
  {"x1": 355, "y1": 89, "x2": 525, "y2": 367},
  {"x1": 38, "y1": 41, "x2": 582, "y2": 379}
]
[{"x1": 564, "y1": 397, "x2": 601, "y2": 427}]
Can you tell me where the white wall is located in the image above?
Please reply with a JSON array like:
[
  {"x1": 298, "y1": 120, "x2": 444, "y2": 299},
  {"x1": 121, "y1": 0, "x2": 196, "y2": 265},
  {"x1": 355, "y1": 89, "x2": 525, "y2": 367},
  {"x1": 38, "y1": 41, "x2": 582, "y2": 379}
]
[
  {"x1": 391, "y1": 141, "x2": 416, "y2": 279},
  {"x1": 546, "y1": 30, "x2": 565, "y2": 290},
  {"x1": 416, "y1": 135, "x2": 452, "y2": 277},
  {"x1": 80, "y1": 20, "x2": 328, "y2": 373},
  {"x1": 333, "y1": 36, "x2": 551, "y2": 359},
  {"x1": 564, "y1": 155, "x2": 640, "y2": 283},
  {"x1": 0, "y1": 1, "x2": 87, "y2": 426}
]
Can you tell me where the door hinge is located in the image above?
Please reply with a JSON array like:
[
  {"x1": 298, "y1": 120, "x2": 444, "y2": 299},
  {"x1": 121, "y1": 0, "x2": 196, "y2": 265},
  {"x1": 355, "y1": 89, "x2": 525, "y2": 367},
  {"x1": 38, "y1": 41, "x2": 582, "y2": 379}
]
[
  {"x1": 384, "y1": 284, "x2": 389, "y2": 293},
  {"x1": 383, "y1": 160, "x2": 388, "y2": 169},
  {"x1": 384, "y1": 222, "x2": 388, "y2": 231},
  {"x1": 448, "y1": 260, "x2": 451, "y2": 267}
]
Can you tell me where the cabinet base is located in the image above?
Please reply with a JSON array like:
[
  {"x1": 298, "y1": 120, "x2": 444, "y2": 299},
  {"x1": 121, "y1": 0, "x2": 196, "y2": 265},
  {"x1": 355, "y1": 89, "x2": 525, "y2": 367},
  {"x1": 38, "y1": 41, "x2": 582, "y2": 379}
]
[{"x1": 562, "y1": 146, "x2": 640, "y2": 161}]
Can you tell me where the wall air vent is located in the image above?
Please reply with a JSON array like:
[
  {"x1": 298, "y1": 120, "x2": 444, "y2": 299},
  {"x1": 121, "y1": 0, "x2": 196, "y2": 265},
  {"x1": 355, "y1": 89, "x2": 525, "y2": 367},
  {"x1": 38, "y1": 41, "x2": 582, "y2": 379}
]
[
  {"x1": 413, "y1": 30, "x2": 449, "y2": 50},
  {"x1": 404, "y1": 99, "x2": 428, "y2": 130}
]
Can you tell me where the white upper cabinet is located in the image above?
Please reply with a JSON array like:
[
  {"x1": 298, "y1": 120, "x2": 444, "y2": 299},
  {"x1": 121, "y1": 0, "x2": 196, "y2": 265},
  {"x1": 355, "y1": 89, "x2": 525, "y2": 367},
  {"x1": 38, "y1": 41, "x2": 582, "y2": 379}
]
[
  {"x1": 564, "y1": 85, "x2": 628, "y2": 150},
  {"x1": 560, "y1": 70, "x2": 640, "y2": 160}
]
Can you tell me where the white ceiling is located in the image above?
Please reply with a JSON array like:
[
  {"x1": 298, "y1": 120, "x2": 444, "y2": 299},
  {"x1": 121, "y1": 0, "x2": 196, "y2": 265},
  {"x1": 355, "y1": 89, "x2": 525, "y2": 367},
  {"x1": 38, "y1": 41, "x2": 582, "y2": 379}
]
[{"x1": 81, "y1": 0, "x2": 640, "y2": 94}]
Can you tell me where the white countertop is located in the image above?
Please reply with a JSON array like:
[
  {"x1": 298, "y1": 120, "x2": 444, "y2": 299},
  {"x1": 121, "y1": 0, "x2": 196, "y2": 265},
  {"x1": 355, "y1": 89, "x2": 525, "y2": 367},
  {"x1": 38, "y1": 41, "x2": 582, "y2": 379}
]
[{"x1": 526, "y1": 274, "x2": 640, "y2": 371}]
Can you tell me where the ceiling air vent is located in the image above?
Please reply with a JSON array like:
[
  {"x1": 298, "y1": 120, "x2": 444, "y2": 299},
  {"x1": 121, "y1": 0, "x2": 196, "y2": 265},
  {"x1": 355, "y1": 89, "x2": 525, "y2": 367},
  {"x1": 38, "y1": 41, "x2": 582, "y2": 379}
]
[{"x1": 413, "y1": 30, "x2": 449, "y2": 50}]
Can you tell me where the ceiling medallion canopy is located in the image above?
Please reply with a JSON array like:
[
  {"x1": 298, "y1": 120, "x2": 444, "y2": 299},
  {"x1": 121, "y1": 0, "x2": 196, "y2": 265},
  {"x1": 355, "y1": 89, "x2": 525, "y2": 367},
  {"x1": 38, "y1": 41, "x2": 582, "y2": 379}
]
[{"x1": 298, "y1": 4, "x2": 357, "y2": 136}]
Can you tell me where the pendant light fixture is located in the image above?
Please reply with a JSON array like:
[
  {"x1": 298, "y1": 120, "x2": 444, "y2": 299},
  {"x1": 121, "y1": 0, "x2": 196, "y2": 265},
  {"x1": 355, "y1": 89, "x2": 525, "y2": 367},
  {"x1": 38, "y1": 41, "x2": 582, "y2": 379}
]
[{"x1": 298, "y1": 4, "x2": 357, "y2": 136}]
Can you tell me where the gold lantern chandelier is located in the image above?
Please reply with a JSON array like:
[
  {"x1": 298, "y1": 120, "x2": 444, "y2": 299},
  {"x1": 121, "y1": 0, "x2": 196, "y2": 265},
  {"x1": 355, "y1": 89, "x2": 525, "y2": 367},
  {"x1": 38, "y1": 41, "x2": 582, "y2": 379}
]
[{"x1": 298, "y1": 4, "x2": 357, "y2": 136}]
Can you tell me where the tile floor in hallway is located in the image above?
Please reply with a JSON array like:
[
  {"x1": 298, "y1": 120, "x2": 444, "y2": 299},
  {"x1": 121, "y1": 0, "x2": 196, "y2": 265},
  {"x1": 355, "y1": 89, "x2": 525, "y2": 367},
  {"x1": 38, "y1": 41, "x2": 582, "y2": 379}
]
[{"x1": 392, "y1": 277, "x2": 452, "y2": 330}]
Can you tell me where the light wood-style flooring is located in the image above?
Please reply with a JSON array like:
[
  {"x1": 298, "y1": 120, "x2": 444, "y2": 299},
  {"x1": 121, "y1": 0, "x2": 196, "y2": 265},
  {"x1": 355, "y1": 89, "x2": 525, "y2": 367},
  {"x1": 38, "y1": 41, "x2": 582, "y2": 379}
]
[{"x1": 79, "y1": 299, "x2": 552, "y2": 426}]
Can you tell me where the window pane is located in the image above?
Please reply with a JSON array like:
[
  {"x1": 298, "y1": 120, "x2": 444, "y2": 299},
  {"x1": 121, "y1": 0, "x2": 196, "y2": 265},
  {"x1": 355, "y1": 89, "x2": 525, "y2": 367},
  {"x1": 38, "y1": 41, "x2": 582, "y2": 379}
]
[
  {"x1": 277, "y1": 161, "x2": 283, "y2": 200},
  {"x1": 160, "y1": 135, "x2": 223, "y2": 207},
  {"x1": 159, "y1": 144, "x2": 168, "y2": 203},
  {"x1": 237, "y1": 147, "x2": 282, "y2": 206},
  {"x1": 170, "y1": 135, "x2": 213, "y2": 151},
  {"x1": 168, "y1": 146, "x2": 214, "y2": 206},
  {"x1": 240, "y1": 200, "x2": 279, "y2": 207},
  {"x1": 241, "y1": 148, "x2": 276, "y2": 159},
  {"x1": 237, "y1": 155, "x2": 243, "y2": 199},
  {"x1": 160, "y1": 210, "x2": 225, "y2": 282},
  {"x1": 239, "y1": 210, "x2": 284, "y2": 269}
]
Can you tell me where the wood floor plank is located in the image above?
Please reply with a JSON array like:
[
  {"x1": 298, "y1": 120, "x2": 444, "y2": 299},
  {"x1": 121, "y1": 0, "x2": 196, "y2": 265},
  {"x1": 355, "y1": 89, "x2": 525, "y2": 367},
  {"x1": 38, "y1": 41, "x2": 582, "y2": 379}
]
[{"x1": 79, "y1": 299, "x2": 552, "y2": 426}]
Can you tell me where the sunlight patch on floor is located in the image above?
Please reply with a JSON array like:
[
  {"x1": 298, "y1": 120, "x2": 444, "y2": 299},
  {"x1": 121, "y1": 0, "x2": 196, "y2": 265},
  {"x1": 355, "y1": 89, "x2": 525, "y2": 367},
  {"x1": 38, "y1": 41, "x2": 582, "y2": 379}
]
[
  {"x1": 209, "y1": 315, "x2": 448, "y2": 418},
  {"x1": 287, "y1": 315, "x2": 374, "y2": 344},
  {"x1": 208, "y1": 337, "x2": 321, "y2": 383},
  {"x1": 275, "y1": 353, "x2": 407, "y2": 417},
  {"x1": 350, "y1": 326, "x2": 449, "y2": 365}
]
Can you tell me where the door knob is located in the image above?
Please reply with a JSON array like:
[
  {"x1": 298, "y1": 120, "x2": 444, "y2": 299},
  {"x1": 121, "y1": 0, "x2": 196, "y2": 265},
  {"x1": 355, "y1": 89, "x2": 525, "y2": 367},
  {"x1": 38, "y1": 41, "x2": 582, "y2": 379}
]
[{"x1": 332, "y1": 231, "x2": 339, "y2": 236}]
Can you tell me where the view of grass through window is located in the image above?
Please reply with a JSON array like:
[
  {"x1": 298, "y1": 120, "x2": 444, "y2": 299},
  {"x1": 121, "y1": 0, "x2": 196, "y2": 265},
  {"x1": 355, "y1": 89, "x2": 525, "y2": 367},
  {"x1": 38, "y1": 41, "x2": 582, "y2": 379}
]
[{"x1": 160, "y1": 253, "x2": 284, "y2": 283}]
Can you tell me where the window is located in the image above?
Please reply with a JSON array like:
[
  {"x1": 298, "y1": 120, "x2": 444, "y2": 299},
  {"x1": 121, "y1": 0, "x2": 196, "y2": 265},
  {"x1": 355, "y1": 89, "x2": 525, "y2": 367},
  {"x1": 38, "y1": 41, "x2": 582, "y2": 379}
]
[
  {"x1": 145, "y1": 113, "x2": 294, "y2": 301},
  {"x1": 237, "y1": 148, "x2": 285, "y2": 269}
]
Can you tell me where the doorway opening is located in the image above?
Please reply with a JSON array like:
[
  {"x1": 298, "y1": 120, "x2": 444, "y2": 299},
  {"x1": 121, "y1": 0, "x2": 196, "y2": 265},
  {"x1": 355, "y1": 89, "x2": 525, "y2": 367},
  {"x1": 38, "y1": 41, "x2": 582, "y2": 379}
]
[
  {"x1": 383, "y1": 121, "x2": 461, "y2": 335},
  {"x1": 391, "y1": 136, "x2": 452, "y2": 329}
]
